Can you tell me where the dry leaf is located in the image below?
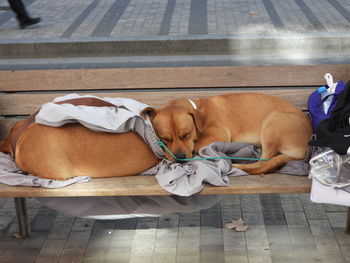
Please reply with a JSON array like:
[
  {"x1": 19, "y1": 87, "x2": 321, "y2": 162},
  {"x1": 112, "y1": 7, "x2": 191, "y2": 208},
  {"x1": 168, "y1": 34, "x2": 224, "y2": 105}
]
[
  {"x1": 231, "y1": 218, "x2": 246, "y2": 226},
  {"x1": 250, "y1": 11, "x2": 258, "y2": 15},
  {"x1": 224, "y1": 222, "x2": 237, "y2": 229},
  {"x1": 224, "y1": 218, "x2": 249, "y2": 232},
  {"x1": 13, "y1": 233, "x2": 24, "y2": 239},
  {"x1": 236, "y1": 225, "x2": 249, "y2": 232}
]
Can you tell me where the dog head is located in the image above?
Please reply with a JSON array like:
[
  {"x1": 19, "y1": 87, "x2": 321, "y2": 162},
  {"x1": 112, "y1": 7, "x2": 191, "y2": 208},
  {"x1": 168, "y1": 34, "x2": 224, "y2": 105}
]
[{"x1": 141, "y1": 99, "x2": 204, "y2": 162}]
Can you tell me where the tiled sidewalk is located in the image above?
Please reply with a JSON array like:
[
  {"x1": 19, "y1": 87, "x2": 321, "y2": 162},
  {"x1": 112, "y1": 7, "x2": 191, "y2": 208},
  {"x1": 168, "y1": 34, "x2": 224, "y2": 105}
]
[
  {"x1": 0, "y1": 0, "x2": 349, "y2": 58},
  {"x1": 0, "y1": 194, "x2": 349, "y2": 263},
  {"x1": 0, "y1": 0, "x2": 349, "y2": 39}
]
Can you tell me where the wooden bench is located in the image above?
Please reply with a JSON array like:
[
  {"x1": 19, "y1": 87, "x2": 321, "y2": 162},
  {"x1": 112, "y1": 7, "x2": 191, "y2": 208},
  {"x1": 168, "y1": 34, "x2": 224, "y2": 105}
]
[{"x1": 0, "y1": 64, "x2": 350, "y2": 237}]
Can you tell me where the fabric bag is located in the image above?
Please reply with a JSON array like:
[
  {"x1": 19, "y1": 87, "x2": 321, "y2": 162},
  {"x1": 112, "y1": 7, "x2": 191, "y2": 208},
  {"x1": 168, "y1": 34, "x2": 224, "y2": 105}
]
[
  {"x1": 307, "y1": 73, "x2": 346, "y2": 132},
  {"x1": 308, "y1": 80, "x2": 350, "y2": 155}
]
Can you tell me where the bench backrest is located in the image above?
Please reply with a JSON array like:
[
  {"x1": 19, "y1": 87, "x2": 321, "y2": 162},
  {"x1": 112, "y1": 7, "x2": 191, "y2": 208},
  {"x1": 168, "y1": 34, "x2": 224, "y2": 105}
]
[{"x1": 1, "y1": 64, "x2": 350, "y2": 139}]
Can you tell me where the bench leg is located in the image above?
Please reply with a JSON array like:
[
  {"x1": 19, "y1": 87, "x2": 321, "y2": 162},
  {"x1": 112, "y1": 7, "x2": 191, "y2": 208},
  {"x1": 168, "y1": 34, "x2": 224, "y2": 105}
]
[
  {"x1": 14, "y1": 197, "x2": 31, "y2": 238},
  {"x1": 346, "y1": 207, "x2": 350, "y2": 235}
]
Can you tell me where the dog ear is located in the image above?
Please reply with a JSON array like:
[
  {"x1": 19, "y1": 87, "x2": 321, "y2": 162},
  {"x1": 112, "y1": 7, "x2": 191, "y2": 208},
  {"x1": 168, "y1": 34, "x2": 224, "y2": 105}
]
[
  {"x1": 141, "y1": 107, "x2": 157, "y2": 120},
  {"x1": 190, "y1": 110, "x2": 204, "y2": 135}
]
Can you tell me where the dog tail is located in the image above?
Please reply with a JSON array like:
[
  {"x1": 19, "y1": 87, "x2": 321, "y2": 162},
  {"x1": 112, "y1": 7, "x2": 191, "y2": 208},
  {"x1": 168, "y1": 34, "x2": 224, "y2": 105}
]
[
  {"x1": 0, "y1": 139, "x2": 10, "y2": 154},
  {"x1": 0, "y1": 119, "x2": 28, "y2": 155},
  {"x1": 234, "y1": 154, "x2": 296, "y2": 175}
]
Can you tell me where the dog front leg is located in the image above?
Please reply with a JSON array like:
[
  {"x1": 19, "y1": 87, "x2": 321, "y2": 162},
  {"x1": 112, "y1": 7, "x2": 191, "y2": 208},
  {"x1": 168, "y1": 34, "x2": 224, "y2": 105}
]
[{"x1": 194, "y1": 129, "x2": 230, "y2": 153}]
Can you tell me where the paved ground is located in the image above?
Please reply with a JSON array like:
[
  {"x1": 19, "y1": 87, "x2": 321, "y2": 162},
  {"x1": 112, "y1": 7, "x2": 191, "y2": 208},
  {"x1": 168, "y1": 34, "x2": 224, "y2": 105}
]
[
  {"x1": 0, "y1": 194, "x2": 349, "y2": 263},
  {"x1": 0, "y1": 0, "x2": 349, "y2": 58},
  {"x1": 0, "y1": 0, "x2": 349, "y2": 38}
]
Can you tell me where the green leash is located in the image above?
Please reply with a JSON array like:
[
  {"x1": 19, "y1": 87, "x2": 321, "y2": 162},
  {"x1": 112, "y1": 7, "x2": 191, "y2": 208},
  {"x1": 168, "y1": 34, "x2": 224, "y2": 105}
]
[{"x1": 157, "y1": 141, "x2": 270, "y2": 162}]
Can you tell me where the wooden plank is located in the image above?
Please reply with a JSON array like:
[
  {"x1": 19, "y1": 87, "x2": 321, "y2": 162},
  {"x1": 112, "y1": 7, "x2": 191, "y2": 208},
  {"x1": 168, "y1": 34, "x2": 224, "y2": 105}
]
[
  {"x1": 0, "y1": 65, "x2": 349, "y2": 92},
  {"x1": 0, "y1": 89, "x2": 313, "y2": 116},
  {"x1": 0, "y1": 174, "x2": 311, "y2": 197}
]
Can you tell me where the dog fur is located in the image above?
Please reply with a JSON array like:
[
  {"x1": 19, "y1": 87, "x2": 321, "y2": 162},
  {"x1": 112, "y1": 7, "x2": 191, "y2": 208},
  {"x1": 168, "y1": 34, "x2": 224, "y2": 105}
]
[
  {"x1": 141, "y1": 93, "x2": 312, "y2": 175},
  {"x1": 0, "y1": 121, "x2": 159, "y2": 180}
]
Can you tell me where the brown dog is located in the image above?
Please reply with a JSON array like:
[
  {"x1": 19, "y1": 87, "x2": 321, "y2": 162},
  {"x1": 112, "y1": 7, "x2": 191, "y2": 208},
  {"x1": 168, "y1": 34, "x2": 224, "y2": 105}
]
[
  {"x1": 0, "y1": 121, "x2": 159, "y2": 180},
  {"x1": 141, "y1": 93, "x2": 312, "y2": 175}
]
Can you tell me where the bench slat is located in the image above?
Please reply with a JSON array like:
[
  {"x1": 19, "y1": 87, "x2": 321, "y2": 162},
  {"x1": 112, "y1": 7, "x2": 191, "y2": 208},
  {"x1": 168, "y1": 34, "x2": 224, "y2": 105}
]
[
  {"x1": 0, "y1": 174, "x2": 311, "y2": 197},
  {"x1": 1, "y1": 65, "x2": 349, "y2": 92},
  {"x1": 0, "y1": 89, "x2": 312, "y2": 116}
]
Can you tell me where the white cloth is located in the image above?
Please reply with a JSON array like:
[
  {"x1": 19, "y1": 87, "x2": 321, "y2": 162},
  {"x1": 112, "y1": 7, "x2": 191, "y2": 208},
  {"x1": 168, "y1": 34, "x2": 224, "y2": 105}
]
[
  {"x1": 0, "y1": 152, "x2": 91, "y2": 188},
  {"x1": 310, "y1": 178, "x2": 350, "y2": 206},
  {"x1": 36, "y1": 93, "x2": 164, "y2": 158}
]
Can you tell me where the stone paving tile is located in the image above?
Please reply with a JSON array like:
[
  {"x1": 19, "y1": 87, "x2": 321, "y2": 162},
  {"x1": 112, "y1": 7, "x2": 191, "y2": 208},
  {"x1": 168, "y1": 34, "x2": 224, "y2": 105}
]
[
  {"x1": 175, "y1": 255, "x2": 200, "y2": 263},
  {"x1": 221, "y1": 195, "x2": 242, "y2": 224},
  {"x1": 222, "y1": 229, "x2": 246, "y2": 253},
  {"x1": 104, "y1": 247, "x2": 131, "y2": 263},
  {"x1": 301, "y1": 197, "x2": 328, "y2": 220},
  {"x1": 136, "y1": 217, "x2": 158, "y2": 229},
  {"x1": 154, "y1": 228, "x2": 178, "y2": 248},
  {"x1": 0, "y1": 198, "x2": 16, "y2": 234},
  {"x1": 333, "y1": 228, "x2": 350, "y2": 246},
  {"x1": 59, "y1": 247, "x2": 85, "y2": 263},
  {"x1": 260, "y1": 194, "x2": 287, "y2": 225},
  {"x1": 177, "y1": 227, "x2": 200, "y2": 256},
  {"x1": 289, "y1": 227, "x2": 317, "y2": 246},
  {"x1": 71, "y1": 218, "x2": 95, "y2": 232},
  {"x1": 200, "y1": 245, "x2": 225, "y2": 263},
  {"x1": 285, "y1": 211, "x2": 309, "y2": 227},
  {"x1": 324, "y1": 204, "x2": 348, "y2": 212},
  {"x1": 30, "y1": 206, "x2": 57, "y2": 232},
  {"x1": 14, "y1": 247, "x2": 42, "y2": 263},
  {"x1": 241, "y1": 194, "x2": 262, "y2": 213},
  {"x1": 200, "y1": 202, "x2": 222, "y2": 228},
  {"x1": 47, "y1": 213, "x2": 75, "y2": 240},
  {"x1": 242, "y1": 212, "x2": 264, "y2": 226},
  {"x1": 36, "y1": 239, "x2": 65, "y2": 260},
  {"x1": 245, "y1": 225, "x2": 269, "y2": 247},
  {"x1": 179, "y1": 211, "x2": 200, "y2": 227},
  {"x1": 246, "y1": 245, "x2": 272, "y2": 263},
  {"x1": 327, "y1": 212, "x2": 348, "y2": 228},
  {"x1": 272, "y1": 245, "x2": 322, "y2": 263},
  {"x1": 157, "y1": 213, "x2": 179, "y2": 229},
  {"x1": 265, "y1": 225, "x2": 291, "y2": 247},
  {"x1": 281, "y1": 197, "x2": 304, "y2": 212},
  {"x1": 21, "y1": 232, "x2": 48, "y2": 248}
]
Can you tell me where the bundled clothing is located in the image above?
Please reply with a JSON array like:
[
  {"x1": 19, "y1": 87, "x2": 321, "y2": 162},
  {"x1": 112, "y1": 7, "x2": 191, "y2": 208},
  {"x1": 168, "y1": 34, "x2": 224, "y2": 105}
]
[
  {"x1": 309, "y1": 81, "x2": 350, "y2": 155},
  {"x1": 307, "y1": 80, "x2": 346, "y2": 132}
]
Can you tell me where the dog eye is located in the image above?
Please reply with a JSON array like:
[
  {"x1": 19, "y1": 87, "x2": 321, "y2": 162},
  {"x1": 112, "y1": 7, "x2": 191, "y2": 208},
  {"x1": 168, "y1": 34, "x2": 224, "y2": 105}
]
[
  {"x1": 161, "y1": 138, "x2": 173, "y2": 143},
  {"x1": 180, "y1": 132, "x2": 191, "y2": 140}
]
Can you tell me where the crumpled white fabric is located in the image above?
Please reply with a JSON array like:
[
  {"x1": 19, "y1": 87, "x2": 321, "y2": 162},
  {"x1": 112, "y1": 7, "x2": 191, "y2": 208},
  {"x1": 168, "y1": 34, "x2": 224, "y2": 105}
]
[
  {"x1": 153, "y1": 142, "x2": 251, "y2": 196},
  {"x1": 0, "y1": 152, "x2": 91, "y2": 188},
  {"x1": 36, "y1": 93, "x2": 165, "y2": 159}
]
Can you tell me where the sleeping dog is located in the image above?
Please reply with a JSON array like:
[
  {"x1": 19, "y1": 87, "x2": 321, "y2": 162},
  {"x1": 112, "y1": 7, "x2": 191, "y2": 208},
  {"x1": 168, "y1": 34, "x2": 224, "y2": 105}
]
[
  {"x1": 141, "y1": 93, "x2": 312, "y2": 175},
  {"x1": 0, "y1": 120, "x2": 159, "y2": 180}
]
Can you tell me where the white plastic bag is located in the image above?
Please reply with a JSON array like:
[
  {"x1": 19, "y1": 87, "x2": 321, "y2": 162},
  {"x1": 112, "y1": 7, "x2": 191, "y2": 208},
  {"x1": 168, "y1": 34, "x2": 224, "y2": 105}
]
[{"x1": 309, "y1": 150, "x2": 350, "y2": 188}]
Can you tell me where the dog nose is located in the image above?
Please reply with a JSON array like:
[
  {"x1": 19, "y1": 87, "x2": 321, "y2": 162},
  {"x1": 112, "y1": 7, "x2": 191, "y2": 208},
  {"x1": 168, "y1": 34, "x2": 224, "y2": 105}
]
[{"x1": 175, "y1": 152, "x2": 186, "y2": 160}]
